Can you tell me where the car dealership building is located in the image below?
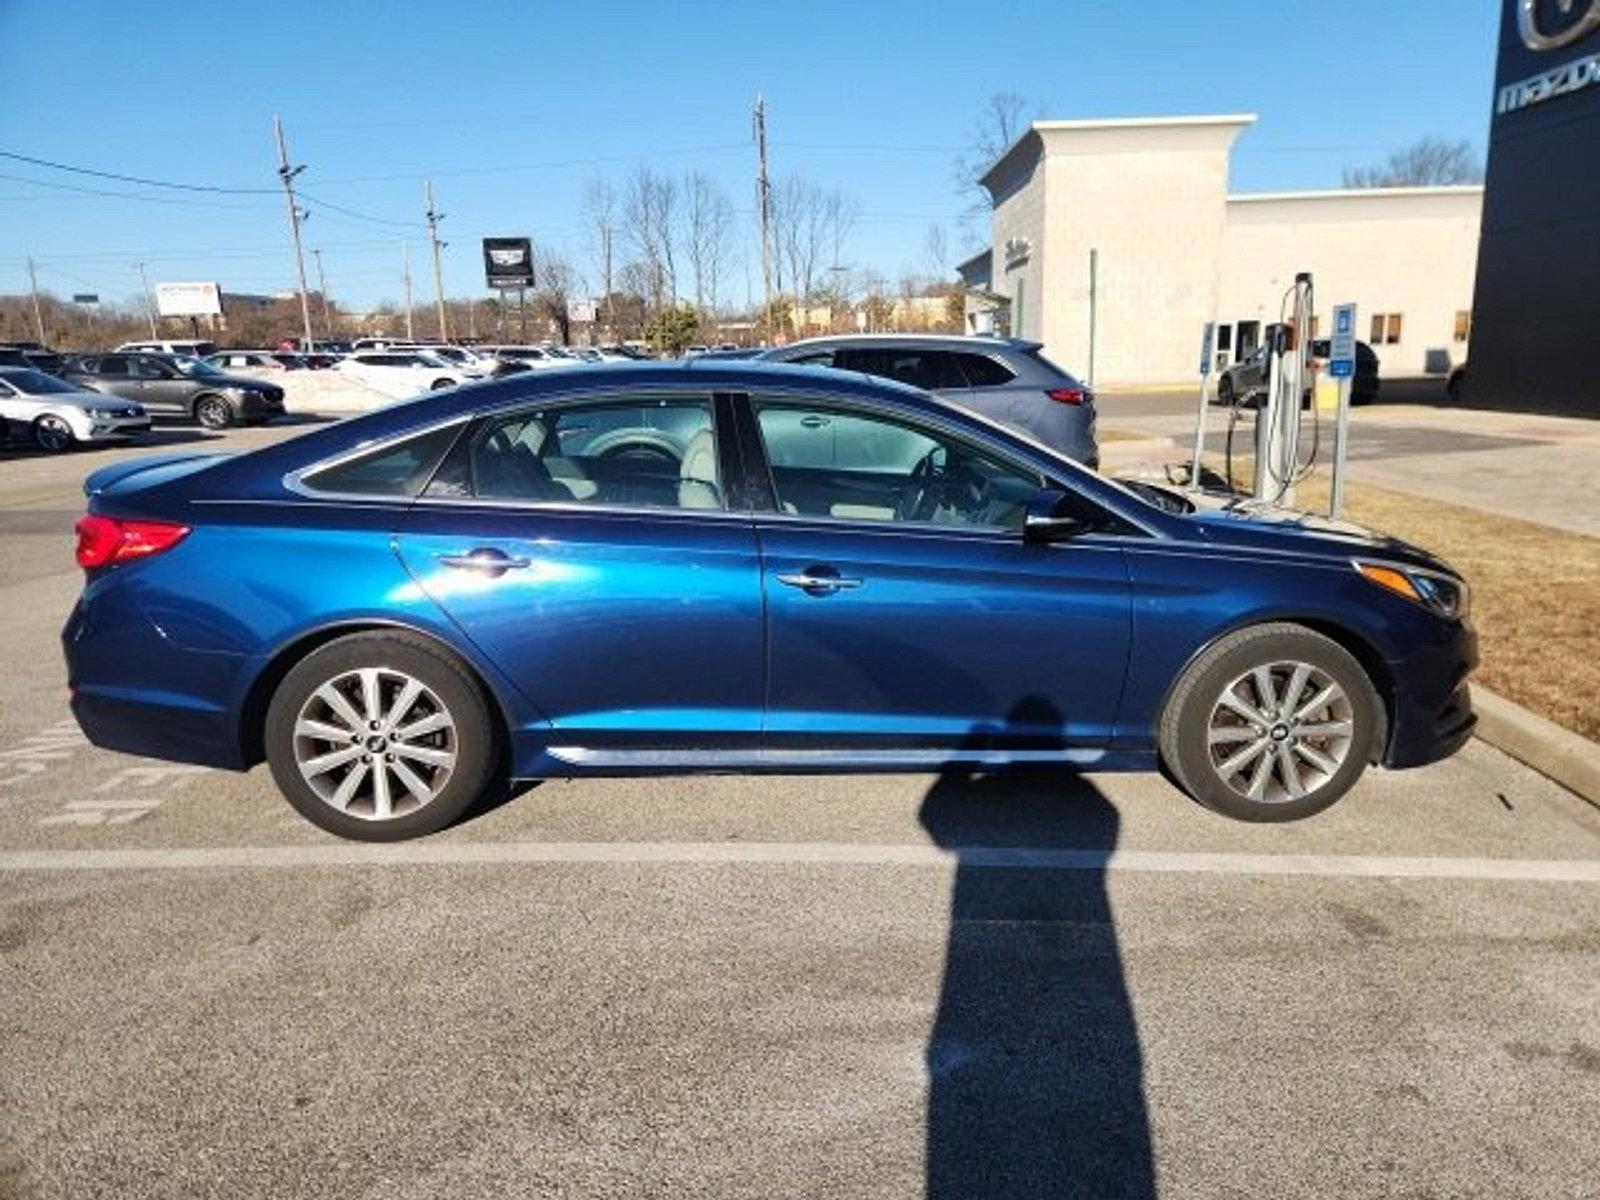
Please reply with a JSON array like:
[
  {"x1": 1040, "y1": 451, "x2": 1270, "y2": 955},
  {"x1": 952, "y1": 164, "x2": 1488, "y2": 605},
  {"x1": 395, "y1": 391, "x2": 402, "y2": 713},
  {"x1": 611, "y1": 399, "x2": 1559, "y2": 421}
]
[
  {"x1": 962, "y1": 114, "x2": 1483, "y2": 388},
  {"x1": 963, "y1": 1, "x2": 1599, "y2": 416}
]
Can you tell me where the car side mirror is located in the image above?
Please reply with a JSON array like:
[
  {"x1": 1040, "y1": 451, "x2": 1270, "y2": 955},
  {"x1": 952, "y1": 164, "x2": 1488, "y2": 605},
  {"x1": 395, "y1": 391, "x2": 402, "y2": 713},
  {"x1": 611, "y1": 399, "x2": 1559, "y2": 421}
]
[{"x1": 1023, "y1": 488, "x2": 1092, "y2": 543}]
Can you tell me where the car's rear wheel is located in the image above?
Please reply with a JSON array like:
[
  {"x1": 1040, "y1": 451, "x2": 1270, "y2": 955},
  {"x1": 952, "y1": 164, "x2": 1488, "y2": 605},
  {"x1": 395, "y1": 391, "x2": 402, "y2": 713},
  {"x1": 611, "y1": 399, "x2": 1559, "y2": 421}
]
[
  {"x1": 1159, "y1": 623, "x2": 1380, "y2": 822},
  {"x1": 265, "y1": 632, "x2": 500, "y2": 841},
  {"x1": 430, "y1": 378, "x2": 455, "y2": 391},
  {"x1": 1217, "y1": 377, "x2": 1234, "y2": 406},
  {"x1": 195, "y1": 394, "x2": 233, "y2": 429},
  {"x1": 31, "y1": 414, "x2": 75, "y2": 453}
]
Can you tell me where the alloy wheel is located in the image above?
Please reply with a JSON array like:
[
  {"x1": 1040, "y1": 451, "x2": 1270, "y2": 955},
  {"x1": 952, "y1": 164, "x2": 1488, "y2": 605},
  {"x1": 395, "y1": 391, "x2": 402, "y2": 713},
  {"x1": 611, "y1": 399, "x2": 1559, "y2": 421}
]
[
  {"x1": 1205, "y1": 660, "x2": 1355, "y2": 804},
  {"x1": 33, "y1": 415, "x2": 73, "y2": 452},
  {"x1": 196, "y1": 397, "x2": 231, "y2": 429},
  {"x1": 292, "y1": 666, "x2": 458, "y2": 821}
]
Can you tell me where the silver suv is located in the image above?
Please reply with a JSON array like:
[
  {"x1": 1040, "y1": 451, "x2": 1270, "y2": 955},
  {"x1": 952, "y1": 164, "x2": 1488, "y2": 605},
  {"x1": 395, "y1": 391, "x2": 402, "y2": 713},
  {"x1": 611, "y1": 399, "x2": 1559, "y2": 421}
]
[{"x1": 758, "y1": 335, "x2": 1098, "y2": 467}]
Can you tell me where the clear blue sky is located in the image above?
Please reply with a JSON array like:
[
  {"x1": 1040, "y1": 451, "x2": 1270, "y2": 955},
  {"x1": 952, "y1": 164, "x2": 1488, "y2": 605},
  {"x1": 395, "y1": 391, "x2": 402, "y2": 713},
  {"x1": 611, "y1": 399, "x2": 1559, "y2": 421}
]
[{"x1": 0, "y1": 0, "x2": 1499, "y2": 313}]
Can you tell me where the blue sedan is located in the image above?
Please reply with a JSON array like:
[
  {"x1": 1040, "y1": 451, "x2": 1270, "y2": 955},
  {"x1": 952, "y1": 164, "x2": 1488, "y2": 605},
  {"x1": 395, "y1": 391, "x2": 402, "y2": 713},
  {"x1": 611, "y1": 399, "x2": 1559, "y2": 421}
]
[{"x1": 62, "y1": 362, "x2": 1476, "y2": 840}]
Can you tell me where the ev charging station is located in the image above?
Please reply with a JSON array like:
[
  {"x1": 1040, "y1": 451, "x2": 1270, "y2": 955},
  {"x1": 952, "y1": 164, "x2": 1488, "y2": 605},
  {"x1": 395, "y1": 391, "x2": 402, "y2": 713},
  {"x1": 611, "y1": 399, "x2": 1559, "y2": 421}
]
[{"x1": 1188, "y1": 272, "x2": 1357, "y2": 517}]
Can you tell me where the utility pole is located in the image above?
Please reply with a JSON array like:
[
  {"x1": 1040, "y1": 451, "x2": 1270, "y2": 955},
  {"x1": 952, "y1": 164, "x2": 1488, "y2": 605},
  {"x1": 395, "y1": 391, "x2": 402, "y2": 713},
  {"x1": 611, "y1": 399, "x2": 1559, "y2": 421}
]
[
  {"x1": 25, "y1": 257, "x2": 45, "y2": 343},
  {"x1": 424, "y1": 180, "x2": 449, "y2": 341},
  {"x1": 753, "y1": 95, "x2": 774, "y2": 341},
  {"x1": 401, "y1": 241, "x2": 415, "y2": 341},
  {"x1": 135, "y1": 261, "x2": 158, "y2": 337},
  {"x1": 273, "y1": 116, "x2": 316, "y2": 351},
  {"x1": 312, "y1": 248, "x2": 332, "y2": 339}
]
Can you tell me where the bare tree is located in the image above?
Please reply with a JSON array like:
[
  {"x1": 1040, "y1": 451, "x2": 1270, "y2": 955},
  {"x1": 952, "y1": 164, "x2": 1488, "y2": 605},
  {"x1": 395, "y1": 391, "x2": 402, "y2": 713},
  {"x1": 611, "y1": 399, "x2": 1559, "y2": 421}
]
[
  {"x1": 683, "y1": 172, "x2": 735, "y2": 317},
  {"x1": 533, "y1": 247, "x2": 577, "y2": 345},
  {"x1": 582, "y1": 176, "x2": 619, "y2": 334},
  {"x1": 952, "y1": 92, "x2": 1036, "y2": 230},
  {"x1": 773, "y1": 176, "x2": 857, "y2": 305},
  {"x1": 623, "y1": 167, "x2": 680, "y2": 310},
  {"x1": 1343, "y1": 137, "x2": 1483, "y2": 188},
  {"x1": 923, "y1": 223, "x2": 950, "y2": 280}
]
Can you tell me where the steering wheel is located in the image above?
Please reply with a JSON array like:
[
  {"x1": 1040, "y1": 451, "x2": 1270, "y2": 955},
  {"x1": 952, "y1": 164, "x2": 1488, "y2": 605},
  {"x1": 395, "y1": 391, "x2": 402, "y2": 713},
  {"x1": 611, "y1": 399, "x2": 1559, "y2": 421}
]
[{"x1": 898, "y1": 446, "x2": 946, "y2": 521}]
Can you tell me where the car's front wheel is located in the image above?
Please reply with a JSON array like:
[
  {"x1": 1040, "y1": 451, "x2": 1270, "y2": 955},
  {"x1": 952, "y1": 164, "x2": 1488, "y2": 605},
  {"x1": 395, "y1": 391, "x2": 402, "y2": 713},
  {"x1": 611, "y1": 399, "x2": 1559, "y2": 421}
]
[
  {"x1": 32, "y1": 414, "x2": 76, "y2": 453},
  {"x1": 194, "y1": 394, "x2": 234, "y2": 429},
  {"x1": 1159, "y1": 623, "x2": 1380, "y2": 822},
  {"x1": 264, "y1": 632, "x2": 500, "y2": 841},
  {"x1": 1217, "y1": 377, "x2": 1234, "y2": 406}
]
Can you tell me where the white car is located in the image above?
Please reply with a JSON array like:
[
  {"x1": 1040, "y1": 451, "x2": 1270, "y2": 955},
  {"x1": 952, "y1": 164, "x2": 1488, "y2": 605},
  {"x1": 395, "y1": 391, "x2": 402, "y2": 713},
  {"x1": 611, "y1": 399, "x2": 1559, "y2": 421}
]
[
  {"x1": 479, "y1": 345, "x2": 571, "y2": 371},
  {"x1": 335, "y1": 352, "x2": 466, "y2": 399},
  {"x1": 204, "y1": 350, "x2": 303, "y2": 374},
  {"x1": 115, "y1": 339, "x2": 218, "y2": 358},
  {"x1": 0, "y1": 367, "x2": 151, "y2": 452},
  {"x1": 391, "y1": 344, "x2": 496, "y2": 378}
]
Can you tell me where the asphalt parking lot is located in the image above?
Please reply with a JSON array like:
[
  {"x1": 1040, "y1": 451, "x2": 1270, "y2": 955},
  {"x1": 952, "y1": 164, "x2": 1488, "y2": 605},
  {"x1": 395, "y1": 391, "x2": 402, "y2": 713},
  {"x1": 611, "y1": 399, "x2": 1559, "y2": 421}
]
[{"x1": 3, "y1": 419, "x2": 1599, "y2": 1198}]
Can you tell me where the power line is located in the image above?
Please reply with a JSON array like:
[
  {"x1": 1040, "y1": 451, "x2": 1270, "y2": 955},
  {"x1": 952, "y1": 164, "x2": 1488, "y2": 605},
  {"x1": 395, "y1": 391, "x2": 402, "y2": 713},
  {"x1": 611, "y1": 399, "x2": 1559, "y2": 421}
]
[
  {"x1": 297, "y1": 190, "x2": 422, "y2": 230},
  {"x1": 0, "y1": 148, "x2": 276, "y2": 194},
  {"x1": 0, "y1": 171, "x2": 277, "y2": 210}
]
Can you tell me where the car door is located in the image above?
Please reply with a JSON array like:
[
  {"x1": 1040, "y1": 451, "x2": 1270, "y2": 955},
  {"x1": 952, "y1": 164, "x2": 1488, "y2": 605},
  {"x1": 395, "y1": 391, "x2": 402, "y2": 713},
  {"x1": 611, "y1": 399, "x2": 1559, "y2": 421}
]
[
  {"x1": 131, "y1": 356, "x2": 192, "y2": 415},
  {"x1": 393, "y1": 390, "x2": 766, "y2": 759},
  {"x1": 743, "y1": 392, "x2": 1133, "y2": 754},
  {"x1": 85, "y1": 355, "x2": 143, "y2": 403}
]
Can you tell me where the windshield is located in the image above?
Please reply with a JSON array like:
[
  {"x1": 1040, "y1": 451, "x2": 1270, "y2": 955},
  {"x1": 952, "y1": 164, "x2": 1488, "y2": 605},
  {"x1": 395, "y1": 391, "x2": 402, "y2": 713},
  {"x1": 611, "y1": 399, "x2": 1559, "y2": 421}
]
[
  {"x1": 0, "y1": 369, "x2": 81, "y2": 395},
  {"x1": 171, "y1": 356, "x2": 229, "y2": 379}
]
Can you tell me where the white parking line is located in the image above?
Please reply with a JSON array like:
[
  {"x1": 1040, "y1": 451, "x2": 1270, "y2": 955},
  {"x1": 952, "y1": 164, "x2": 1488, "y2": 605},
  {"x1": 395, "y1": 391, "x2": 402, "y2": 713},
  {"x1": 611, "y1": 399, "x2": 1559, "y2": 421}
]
[{"x1": 1, "y1": 842, "x2": 1598, "y2": 882}]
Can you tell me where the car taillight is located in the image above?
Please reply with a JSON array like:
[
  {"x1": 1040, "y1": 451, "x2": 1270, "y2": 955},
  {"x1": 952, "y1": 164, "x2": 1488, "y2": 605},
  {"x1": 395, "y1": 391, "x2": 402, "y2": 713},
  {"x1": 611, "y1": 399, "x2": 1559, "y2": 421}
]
[
  {"x1": 74, "y1": 515, "x2": 190, "y2": 569},
  {"x1": 1046, "y1": 388, "x2": 1088, "y2": 405}
]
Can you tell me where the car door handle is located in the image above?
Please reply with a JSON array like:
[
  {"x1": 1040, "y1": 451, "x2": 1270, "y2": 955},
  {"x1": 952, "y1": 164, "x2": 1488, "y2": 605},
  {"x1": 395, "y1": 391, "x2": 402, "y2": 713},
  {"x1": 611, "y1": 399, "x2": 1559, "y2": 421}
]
[
  {"x1": 438, "y1": 548, "x2": 532, "y2": 576},
  {"x1": 776, "y1": 571, "x2": 863, "y2": 594}
]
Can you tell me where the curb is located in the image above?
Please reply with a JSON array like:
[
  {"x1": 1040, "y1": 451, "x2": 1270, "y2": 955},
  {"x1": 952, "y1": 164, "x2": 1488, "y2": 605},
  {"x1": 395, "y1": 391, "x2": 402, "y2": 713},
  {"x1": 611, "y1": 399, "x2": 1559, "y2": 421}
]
[{"x1": 1471, "y1": 687, "x2": 1600, "y2": 809}]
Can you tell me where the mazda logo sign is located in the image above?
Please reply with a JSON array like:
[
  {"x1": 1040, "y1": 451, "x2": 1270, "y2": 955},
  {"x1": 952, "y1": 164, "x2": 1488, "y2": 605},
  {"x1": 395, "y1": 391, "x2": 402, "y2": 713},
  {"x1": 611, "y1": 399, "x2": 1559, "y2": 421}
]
[{"x1": 1518, "y1": 0, "x2": 1600, "y2": 52}]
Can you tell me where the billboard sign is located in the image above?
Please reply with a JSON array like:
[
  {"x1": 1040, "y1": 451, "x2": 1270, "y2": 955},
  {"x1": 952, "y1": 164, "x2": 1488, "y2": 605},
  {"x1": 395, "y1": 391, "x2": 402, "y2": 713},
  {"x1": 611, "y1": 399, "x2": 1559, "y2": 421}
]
[
  {"x1": 567, "y1": 298, "x2": 597, "y2": 324},
  {"x1": 155, "y1": 281, "x2": 223, "y2": 318},
  {"x1": 483, "y1": 238, "x2": 534, "y2": 289},
  {"x1": 72, "y1": 293, "x2": 99, "y2": 305}
]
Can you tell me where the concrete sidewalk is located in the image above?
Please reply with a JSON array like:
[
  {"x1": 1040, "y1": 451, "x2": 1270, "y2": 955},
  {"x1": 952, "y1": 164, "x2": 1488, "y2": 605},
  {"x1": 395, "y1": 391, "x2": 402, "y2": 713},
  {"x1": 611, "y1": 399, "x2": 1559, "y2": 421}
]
[{"x1": 1099, "y1": 396, "x2": 1600, "y2": 539}]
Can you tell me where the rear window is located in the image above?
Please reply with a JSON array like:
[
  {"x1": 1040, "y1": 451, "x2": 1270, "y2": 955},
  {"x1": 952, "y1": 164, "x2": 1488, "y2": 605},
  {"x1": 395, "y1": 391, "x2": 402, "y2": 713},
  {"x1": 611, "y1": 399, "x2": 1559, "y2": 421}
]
[
  {"x1": 299, "y1": 424, "x2": 463, "y2": 497},
  {"x1": 830, "y1": 348, "x2": 968, "y2": 390},
  {"x1": 953, "y1": 353, "x2": 1015, "y2": 388}
]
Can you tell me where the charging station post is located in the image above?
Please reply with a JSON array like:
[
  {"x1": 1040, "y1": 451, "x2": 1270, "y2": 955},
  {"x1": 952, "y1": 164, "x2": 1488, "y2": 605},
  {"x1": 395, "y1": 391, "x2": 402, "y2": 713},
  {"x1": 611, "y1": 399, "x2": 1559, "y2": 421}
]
[
  {"x1": 1189, "y1": 320, "x2": 1216, "y2": 489},
  {"x1": 1255, "y1": 272, "x2": 1315, "y2": 507},
  {"x1": 1326, "y1": 302, "x2": 1357, "y2": 518}
]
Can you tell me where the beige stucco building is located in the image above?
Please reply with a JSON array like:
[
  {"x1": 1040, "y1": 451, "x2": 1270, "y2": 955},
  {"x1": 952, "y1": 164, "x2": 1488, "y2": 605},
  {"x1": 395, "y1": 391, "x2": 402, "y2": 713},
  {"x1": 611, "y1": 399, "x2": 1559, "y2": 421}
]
[{"x1": 967, "y1": 115, "x2": 1483, "y2": 385}]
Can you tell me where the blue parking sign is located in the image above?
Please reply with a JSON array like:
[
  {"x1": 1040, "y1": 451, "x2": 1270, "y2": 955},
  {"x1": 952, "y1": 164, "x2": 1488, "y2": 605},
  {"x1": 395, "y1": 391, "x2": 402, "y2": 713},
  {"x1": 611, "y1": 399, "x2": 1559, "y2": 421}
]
[{"x1": 1329, "y1": 303, "x2": 1357, "y2": 379}]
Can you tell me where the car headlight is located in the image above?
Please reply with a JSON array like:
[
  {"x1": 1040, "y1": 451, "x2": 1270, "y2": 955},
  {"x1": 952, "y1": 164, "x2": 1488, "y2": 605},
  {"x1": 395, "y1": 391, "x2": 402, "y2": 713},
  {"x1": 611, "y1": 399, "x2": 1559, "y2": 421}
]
[
  {"x1": 1355, "y1": 560, "x2": 1470, "y2": 620},
  {"x1": 85, "y1": 406, "x2": 118, "y2": 417}
]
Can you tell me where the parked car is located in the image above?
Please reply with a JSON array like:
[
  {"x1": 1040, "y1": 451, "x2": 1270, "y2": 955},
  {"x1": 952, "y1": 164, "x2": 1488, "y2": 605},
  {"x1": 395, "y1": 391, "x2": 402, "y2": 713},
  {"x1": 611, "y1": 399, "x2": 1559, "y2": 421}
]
[
  {"x1": 116, "y1": 339, "x2": 218, "y2": 358},
  {"x1": 1217, "y1": 339, "x2": 1380, "y2": 407},
  {"x1": 0, "y1": 366, "x2": 150, "y2": 452},
  {"x1": 61, "y1": 353, "x2": 284, "y2": 428},
  {"x1": 1, "y1": 342, "x2": 66, "y2": 376},
  {"x1": 204, "y1": 350, "x2": 306, "y2": 373},
  {"x1": 758, "y1": 334, "x2": 1099, "y2": 468},
  {"x1": 62, "y1": 361, "x2": 1475, "y2": 842},
  {"x1": 336, "y1": 351, "x2": 466, "y2": 398},
  {"x1": 479, "y1": 345, "x2": 570, "y2": 371}
]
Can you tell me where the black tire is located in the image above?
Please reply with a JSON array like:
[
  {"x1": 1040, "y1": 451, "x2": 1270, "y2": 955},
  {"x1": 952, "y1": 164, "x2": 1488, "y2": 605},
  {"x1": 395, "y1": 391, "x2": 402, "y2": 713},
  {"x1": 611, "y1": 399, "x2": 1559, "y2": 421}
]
[
  {"x1": 1217, "y1": 377, "x2": 1234, "y2": 406},
  {"x1": 1159, "y1": 623, "x2": 1380, "y2": 822},
  {"x1": 430, "y1": 378, "x2": 455, "y2": 391},
  {"x1": 264, "y1": 631, "x2": 501, "y2": 841},
  {"x1": 194, "y1": 394, "x2": 233, "y2": 429},
  {"x1": 31, "y1": 414, "x2": 76, "y2": 453}
]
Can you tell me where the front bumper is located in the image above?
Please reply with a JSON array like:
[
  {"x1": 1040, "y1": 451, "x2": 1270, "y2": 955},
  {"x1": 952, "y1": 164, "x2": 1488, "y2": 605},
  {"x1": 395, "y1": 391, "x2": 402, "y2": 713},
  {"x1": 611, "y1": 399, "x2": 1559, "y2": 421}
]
[
  {"x1": 234, "y1": 390, "x2": 285, "y2": 421},
  {"x1": 80, "y1": 416, "x2": 153, "y2": 440},
  {"x1": 1383, "y1": 621, "x2": 1479, "y2": 769}
]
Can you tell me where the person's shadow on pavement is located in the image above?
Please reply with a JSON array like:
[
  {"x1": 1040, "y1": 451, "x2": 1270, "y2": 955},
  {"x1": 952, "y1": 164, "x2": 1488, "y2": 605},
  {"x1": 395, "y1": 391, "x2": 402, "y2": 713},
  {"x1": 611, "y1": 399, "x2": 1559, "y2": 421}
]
[{"x1": 920, "y1": 699, "x2": 1155, "y2": 1199}]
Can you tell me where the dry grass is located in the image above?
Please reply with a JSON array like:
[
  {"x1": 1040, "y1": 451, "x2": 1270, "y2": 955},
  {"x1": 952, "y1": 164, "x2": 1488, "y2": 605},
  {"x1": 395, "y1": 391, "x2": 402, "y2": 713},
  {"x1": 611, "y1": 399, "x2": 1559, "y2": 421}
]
[
  {"x1": 1195, "y1": 459, "x2": 1600, "y2": 742},
  {"x1": 1095, "y1": 427, "x2": 1154, "y2": 444}
]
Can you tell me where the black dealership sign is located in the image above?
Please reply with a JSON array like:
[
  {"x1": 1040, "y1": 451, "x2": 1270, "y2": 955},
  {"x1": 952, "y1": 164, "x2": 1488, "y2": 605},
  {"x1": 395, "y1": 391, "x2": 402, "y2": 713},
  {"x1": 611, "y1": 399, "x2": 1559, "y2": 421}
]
[
  {"x1": 482, "y1": 237, "x2": 534, "y2": 289},
  {"x1": 1468, "y1": 1, "x2": 1600, "y2": 417}
]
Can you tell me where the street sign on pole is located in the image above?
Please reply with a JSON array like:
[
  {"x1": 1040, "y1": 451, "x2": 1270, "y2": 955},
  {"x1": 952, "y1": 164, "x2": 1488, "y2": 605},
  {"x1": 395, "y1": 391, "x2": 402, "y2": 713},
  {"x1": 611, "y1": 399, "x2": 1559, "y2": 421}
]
[
  {"x1": 1329, "y1": 303, "x2": 1357, "y2": 517},
  {"x1": 1189, "y1": 320, "x2": 1217, "y2": 490},
  {"x1": 1329, "y1": 302, "x2": 1357, "y2": 379}
]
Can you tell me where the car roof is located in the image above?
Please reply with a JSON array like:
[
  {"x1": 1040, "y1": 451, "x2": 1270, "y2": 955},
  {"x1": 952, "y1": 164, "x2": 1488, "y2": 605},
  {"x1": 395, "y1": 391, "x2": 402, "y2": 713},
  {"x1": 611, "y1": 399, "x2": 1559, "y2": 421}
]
[{"x1": 771, "y1": 333, "x2": 1043, "y2": 354}]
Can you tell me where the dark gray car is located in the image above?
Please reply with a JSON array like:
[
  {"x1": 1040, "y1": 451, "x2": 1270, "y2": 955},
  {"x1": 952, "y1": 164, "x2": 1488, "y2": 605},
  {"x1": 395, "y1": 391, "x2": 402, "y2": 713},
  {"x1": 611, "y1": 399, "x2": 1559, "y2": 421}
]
[
  {"x1": 757, "y1": 335, "x2": 1098, "y2": 467},
  {"x1": 61, "y1": 352, "x2": 285, "y2": 429}
]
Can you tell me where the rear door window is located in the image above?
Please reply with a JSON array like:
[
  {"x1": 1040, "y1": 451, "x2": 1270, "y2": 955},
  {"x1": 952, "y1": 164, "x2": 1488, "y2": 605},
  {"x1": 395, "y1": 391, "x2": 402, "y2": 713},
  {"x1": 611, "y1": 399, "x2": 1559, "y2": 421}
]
[{"x1": 830, "y1": 348, "x2": 968, "y2": 391}]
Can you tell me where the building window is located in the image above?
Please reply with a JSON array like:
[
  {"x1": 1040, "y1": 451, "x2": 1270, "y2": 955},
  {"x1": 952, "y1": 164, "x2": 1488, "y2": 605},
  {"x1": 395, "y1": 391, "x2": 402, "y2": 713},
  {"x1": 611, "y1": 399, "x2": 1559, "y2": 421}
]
[
  {"x1": 1453, "y1": 310, "x2": 1471, "y2": 342},
  {"x1": 1370, "y1": 313, "x2": 1403, "y2": 345}
]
